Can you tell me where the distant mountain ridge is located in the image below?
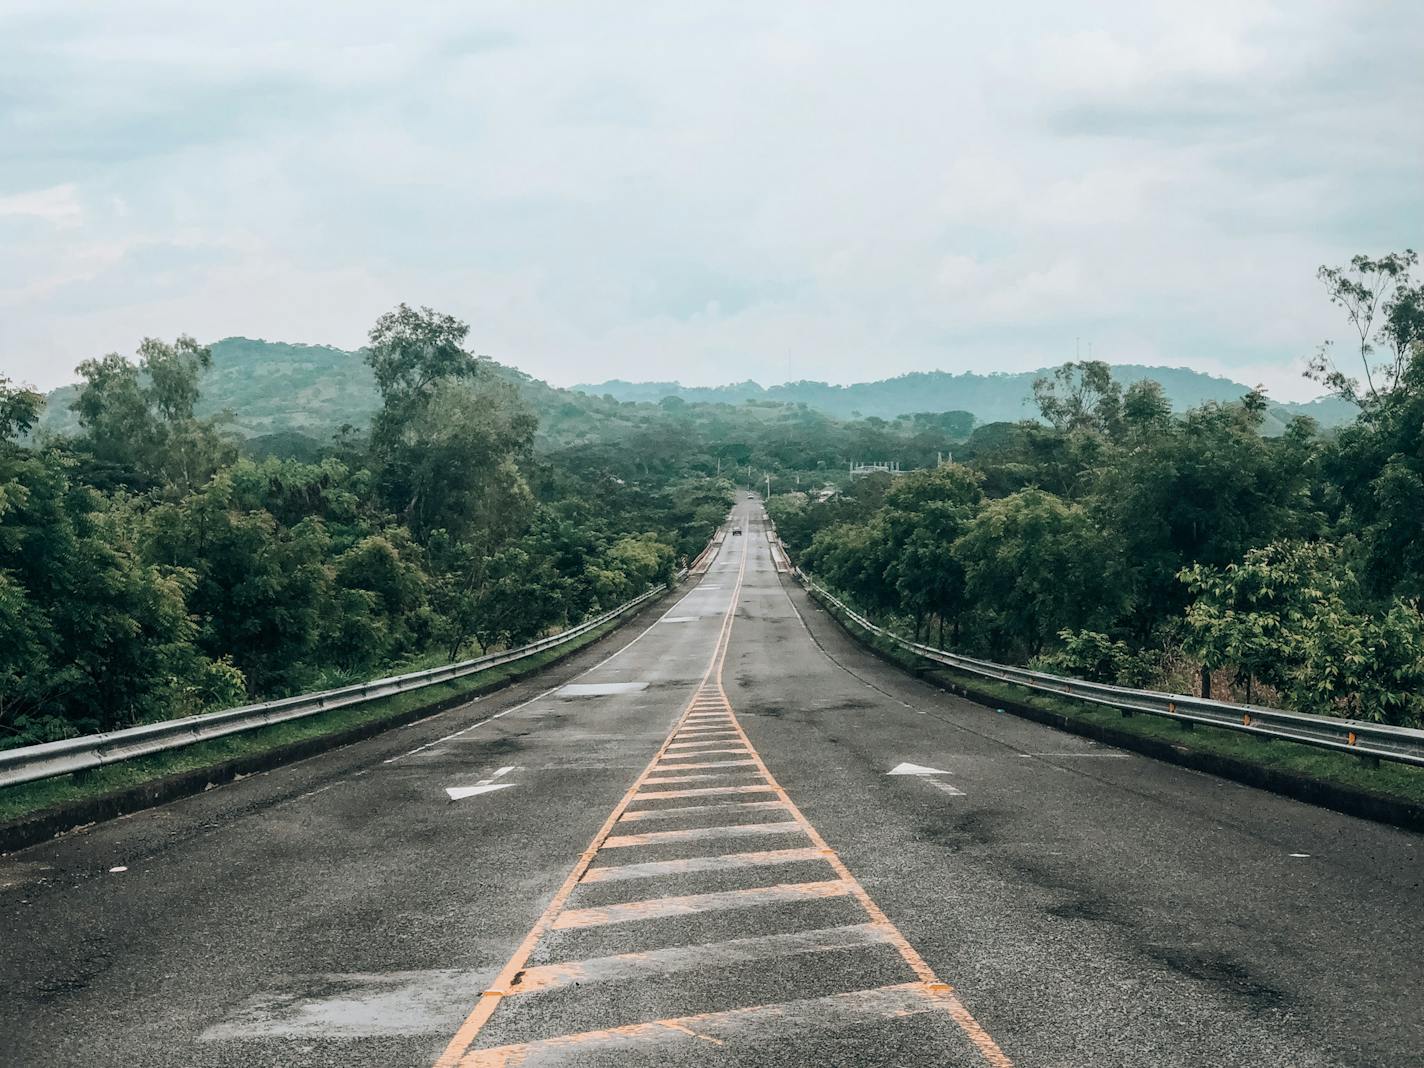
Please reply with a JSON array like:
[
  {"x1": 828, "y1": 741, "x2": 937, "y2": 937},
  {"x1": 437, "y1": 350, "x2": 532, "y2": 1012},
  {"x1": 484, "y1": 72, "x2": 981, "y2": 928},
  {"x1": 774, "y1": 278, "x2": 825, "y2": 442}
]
[
  {"x1": 575, "y1": 367, "x2": 1354, "y2": 429},
  {"x1": 33, "y1": 339, "x2": 1355, "y2": 442}
]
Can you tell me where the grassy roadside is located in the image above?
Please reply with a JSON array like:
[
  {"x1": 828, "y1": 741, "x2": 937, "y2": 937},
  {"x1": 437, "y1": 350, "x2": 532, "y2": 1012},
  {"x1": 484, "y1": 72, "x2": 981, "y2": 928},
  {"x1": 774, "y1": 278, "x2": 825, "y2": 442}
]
[
  {"x1": 0, "y1": 607, "x2": 643, "y2": 829},
  {"x1": 808, "y1": 590, "x2": 1424, "y2": 812}
]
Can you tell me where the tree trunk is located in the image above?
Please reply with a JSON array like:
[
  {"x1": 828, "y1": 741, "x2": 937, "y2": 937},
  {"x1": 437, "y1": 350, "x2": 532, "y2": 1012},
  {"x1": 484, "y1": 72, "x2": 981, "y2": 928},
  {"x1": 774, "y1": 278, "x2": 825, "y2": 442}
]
[{"x1": 1200, "y1": 665, "x2": 1212, "y2": 700}]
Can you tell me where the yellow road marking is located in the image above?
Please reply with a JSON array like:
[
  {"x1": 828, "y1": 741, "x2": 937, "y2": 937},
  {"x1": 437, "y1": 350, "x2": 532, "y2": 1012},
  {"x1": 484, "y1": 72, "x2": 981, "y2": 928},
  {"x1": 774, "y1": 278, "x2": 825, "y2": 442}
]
[
  {"x1": 550, "y1": 879, "x2": 852, "y2": 929},
  {"x1": 601, "y1": 820, "x2": 804, "y2": 848},
  {"x1": 434, "y1": 529, "x2": 1013, "y2": 1068},
  {"x1": 617, "y1": 799, "x2": 786, "y2": 822},
  {"x1": 581, "y1": 846, "x2": 826, "y2": 883}
]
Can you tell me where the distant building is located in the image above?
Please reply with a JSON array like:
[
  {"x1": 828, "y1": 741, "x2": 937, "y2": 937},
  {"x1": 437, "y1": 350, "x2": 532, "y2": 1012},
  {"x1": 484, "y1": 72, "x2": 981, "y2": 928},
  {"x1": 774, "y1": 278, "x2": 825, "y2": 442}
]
[{"x1": 849, "y1": 461, "x2": 903, "y2": 477}]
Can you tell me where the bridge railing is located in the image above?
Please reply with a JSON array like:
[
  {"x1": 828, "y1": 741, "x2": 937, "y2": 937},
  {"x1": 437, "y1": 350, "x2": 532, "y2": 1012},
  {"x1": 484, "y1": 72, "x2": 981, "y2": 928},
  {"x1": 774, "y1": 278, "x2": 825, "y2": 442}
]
[
  {"x1": 796, "y1": 571, "x2": 1424, "y2": 769},
  {"x1": 0, "y1": 578, "x2": 685, "y2": 790}
]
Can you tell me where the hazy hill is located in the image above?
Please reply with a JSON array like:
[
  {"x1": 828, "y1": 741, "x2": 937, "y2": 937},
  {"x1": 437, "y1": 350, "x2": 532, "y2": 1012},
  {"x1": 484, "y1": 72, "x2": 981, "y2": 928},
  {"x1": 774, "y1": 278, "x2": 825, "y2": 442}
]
[
  {"x1": 38, "y1": 339, "x2": 377, "y2": 439},
  {"x1": 32, "y1": 338, "x2": 792, "y2": 451},
  {"x1": 577, "y1": 368, "x2": 1355, "y2": 430},
  {"x1": 34, "y1": 339, "x2": 1355, "y2": 443}
]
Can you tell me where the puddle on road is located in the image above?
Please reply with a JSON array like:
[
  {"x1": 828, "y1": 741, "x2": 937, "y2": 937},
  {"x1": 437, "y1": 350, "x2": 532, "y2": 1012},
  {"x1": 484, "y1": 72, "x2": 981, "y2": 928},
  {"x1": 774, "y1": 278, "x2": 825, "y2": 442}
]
[{"x1": 201, "y1": 968, "x2": 489, "y2": 1040}]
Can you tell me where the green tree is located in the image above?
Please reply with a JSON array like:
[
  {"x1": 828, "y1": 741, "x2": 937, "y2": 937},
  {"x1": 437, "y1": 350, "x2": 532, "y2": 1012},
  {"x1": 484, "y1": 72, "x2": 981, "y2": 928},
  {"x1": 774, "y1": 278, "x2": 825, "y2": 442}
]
[
  {"x1": 0, "y1": 441, "x2": 244, "y2": 741},
  {"x1": 0, "y1": 376, "x2": 43, "y2": 440},
  {"x1": 1309, "y1": 249, "x2": 1420, "y2": 404},
  {"x1": 1032, "y1": 630, "x2": 1154, "y2": 687},
  {"x1": 71, "y1": 337, "x2": 234, "y2": 493},
  {"x1": 1032, "y1": 360, "x2": 1123, "y2": 435},
  {"x1": 1180, "y1": 541, "x2": 1336, "y2": 702},
  {"x1": 1290, "y1": 598, "x2": 1424, "y2": 726},
  {"x1": 1321, "y1": 341, "x2": 1424, "y2": 599},
  {"x1": 1092, "y1": 396, "x2": 1316, "y2": 637},
  {"x1": 878, "y1": 464, "x2": 983, "y2": 644},
  {"x1": 144, "y1": 470, "x2": 336, "y2": 694},
  {"x1": 952, "y1": 488, "x2": 1125, "y2": 658}
]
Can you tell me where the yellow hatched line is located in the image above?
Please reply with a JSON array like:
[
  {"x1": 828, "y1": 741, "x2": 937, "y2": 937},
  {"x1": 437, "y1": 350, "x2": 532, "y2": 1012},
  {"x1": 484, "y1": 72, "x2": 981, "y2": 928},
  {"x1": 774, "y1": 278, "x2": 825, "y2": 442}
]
[{"x1": 433, "y1": 531, "x2": 1013, "y2": 1068}]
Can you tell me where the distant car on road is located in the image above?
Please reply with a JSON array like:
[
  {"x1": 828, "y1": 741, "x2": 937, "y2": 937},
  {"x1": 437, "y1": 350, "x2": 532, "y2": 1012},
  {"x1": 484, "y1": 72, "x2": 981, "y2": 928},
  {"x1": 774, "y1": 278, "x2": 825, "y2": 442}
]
[{"x1": 732, "y1": 527, "x2": 742, "y2": 535}]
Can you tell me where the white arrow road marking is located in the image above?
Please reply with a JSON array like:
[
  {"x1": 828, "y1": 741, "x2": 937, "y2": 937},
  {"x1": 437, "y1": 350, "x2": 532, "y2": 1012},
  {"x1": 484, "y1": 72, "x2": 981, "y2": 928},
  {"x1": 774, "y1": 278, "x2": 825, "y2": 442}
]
[
  {"x1": 446, "y1": 784, "x2": 515, "y2": 801},
  {"x1": 446, "y1": 766, "x2": 517, "y2": 801},
  {"x1": 887, "y1": 762, "x2": 951, "y2": 776},
  {"x1": 887, "y1": 761, "x2": 965, "y2": 796}
]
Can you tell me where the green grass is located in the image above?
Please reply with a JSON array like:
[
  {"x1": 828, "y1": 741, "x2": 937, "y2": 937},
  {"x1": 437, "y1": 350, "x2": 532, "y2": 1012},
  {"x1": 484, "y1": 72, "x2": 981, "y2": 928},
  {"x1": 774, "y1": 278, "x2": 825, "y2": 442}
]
[
  {"x1": 815, "y1": 595, "x2": 1424, "y2": 809},
  {"x1": 0, "y1": 612, "x2": 634, "y2": 827}
]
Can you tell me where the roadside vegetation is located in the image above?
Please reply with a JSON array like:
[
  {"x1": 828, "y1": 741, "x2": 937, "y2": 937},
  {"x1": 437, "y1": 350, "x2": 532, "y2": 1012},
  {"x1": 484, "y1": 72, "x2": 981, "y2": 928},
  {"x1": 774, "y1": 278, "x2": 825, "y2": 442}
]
[
  {"x1": 0, "y1": 605, "x2": 640, "y2": 826},
  {"x1": 0, "y1": 306, "x2": 729, "y2": 750},
  {"x1": 3, "y1": 248, "x2": 1419, "y2": 774},
  {"x1": 810, "y1": 589, "x2": 1424, "y2": 809},
  {"x1": 771, "y1": 251, "x2": 1424, "y2": 728}
]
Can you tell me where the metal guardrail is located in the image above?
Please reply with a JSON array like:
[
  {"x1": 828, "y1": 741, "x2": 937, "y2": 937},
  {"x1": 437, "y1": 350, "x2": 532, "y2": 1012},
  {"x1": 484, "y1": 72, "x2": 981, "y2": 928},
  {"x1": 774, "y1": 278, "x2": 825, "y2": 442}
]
[
  {"x1": 0, "y1": 581, "x2": 678, "y2": 790},
  {"x1": 797, "y1": 572, "x2": 1424, "y2": 768}
]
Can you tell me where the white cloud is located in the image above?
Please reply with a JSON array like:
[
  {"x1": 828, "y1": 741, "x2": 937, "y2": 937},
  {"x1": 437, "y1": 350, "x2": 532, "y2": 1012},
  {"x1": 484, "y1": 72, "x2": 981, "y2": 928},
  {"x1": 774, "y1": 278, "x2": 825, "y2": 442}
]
[
  {"x1": 0, "y1": 183, "x2": 83, "y2": 225},
  {"x1": 0, "y1": 1, "x2": 1418, "y2": 406}
]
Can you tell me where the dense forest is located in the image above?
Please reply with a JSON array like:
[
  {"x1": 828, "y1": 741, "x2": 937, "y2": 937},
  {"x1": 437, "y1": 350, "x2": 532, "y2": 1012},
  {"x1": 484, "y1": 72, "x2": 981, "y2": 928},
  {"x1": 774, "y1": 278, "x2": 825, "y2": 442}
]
[
  {"x1": 0, "y1": 307, "x2": 737, "y2": 747},
  {"x1": 577, "y1": 366, "x2": 1355, "y2": 431},
  {"x1": 770, "y1": 251, "x2": 1424, "y2": 726},
  {"x1": 3, "y1": 251, "x2": 1418, "y2": 746},
  {"x1": 0, "y1": 308, "x2": 974, "y2": 749}
]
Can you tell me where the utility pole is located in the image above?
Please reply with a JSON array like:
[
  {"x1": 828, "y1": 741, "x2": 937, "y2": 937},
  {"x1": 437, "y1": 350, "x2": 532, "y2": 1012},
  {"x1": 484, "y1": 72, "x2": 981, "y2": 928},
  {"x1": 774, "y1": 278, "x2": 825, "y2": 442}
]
[{"x1": 765, "y1": 473, "x2": 771, "y2": 499}]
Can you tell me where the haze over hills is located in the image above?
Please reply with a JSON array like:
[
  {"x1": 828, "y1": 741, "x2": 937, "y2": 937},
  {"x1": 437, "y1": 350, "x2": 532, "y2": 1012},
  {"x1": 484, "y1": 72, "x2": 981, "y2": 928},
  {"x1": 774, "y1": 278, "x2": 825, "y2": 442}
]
[
  {"x1": 34, "y1": 338, "x2": 1354, "y2": 442},
  {"x1": 577, "y1": 369, "x2": 1355, "y2": 429}
]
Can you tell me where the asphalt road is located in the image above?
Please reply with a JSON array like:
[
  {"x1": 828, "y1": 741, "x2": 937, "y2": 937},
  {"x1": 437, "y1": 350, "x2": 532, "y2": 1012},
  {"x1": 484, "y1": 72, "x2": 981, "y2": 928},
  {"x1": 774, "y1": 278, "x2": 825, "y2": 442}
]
[{"x1": 1, "y1": 496, "x2": 1420, "y2": 1067}]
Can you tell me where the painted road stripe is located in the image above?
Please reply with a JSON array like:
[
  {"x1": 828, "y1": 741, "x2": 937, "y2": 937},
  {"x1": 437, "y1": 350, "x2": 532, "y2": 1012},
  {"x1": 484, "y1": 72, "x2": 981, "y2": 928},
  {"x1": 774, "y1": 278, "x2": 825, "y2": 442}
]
[
  {"x1": 582, "y1": 846, "x2": 827, "y2": 883},
  {"x1": 458, "y1": 983, "x2": 952, "y2": 1066},
  {"x1": 652, "y1": 758, "x2": 758, "y2": 771},
  {"x1": 510, "y1": 922, "x2": 895, "y2": 993},
  {"x1": 619, "y1": 799, "x2": 787, "y2": 822},
  {"x1": 666, "y1": 739, "x2": 745, "y2": 750},
  {"x1": 435, "y1": 525, "x2": 1013, "y2": 1068},
  {"x1": 551, "y1": 879, "x2": 851, "y2": 929},
  {"x1": 633, "y1": 784, "x2": 779, "y2": 799},
  {"x1": 928, "y1": 780, "x2": 967, "y2": 796},
  {"x1": 641, "y1": 772, "x2": 754, "y2": 785},
  {"x1": 657, "y1": 747, "x2": 750, "y2": 761},
  {"x1": 602, "y1": 820, "x2": 806, "y2": 848},
  {"x1": 672, "y1": 735, "x2": 739, "y2": 744}
]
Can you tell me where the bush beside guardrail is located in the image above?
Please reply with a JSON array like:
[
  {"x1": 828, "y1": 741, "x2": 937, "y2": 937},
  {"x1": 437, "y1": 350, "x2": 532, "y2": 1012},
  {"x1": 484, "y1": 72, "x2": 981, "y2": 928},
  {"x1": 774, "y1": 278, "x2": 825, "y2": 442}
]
[
  {"x1": 0, "y1": 580, "x2": 676, "y2": 790},
  {"x1": 795, "y1": 570, "x2": 1424, "y2": 769}
]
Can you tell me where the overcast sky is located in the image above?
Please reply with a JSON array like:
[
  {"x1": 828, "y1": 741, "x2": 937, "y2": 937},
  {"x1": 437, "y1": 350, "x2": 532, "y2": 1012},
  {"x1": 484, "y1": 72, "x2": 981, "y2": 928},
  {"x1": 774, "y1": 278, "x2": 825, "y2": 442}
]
[{"x1": 2, "y1": 2, "x2": 1421, "y2": 399}]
